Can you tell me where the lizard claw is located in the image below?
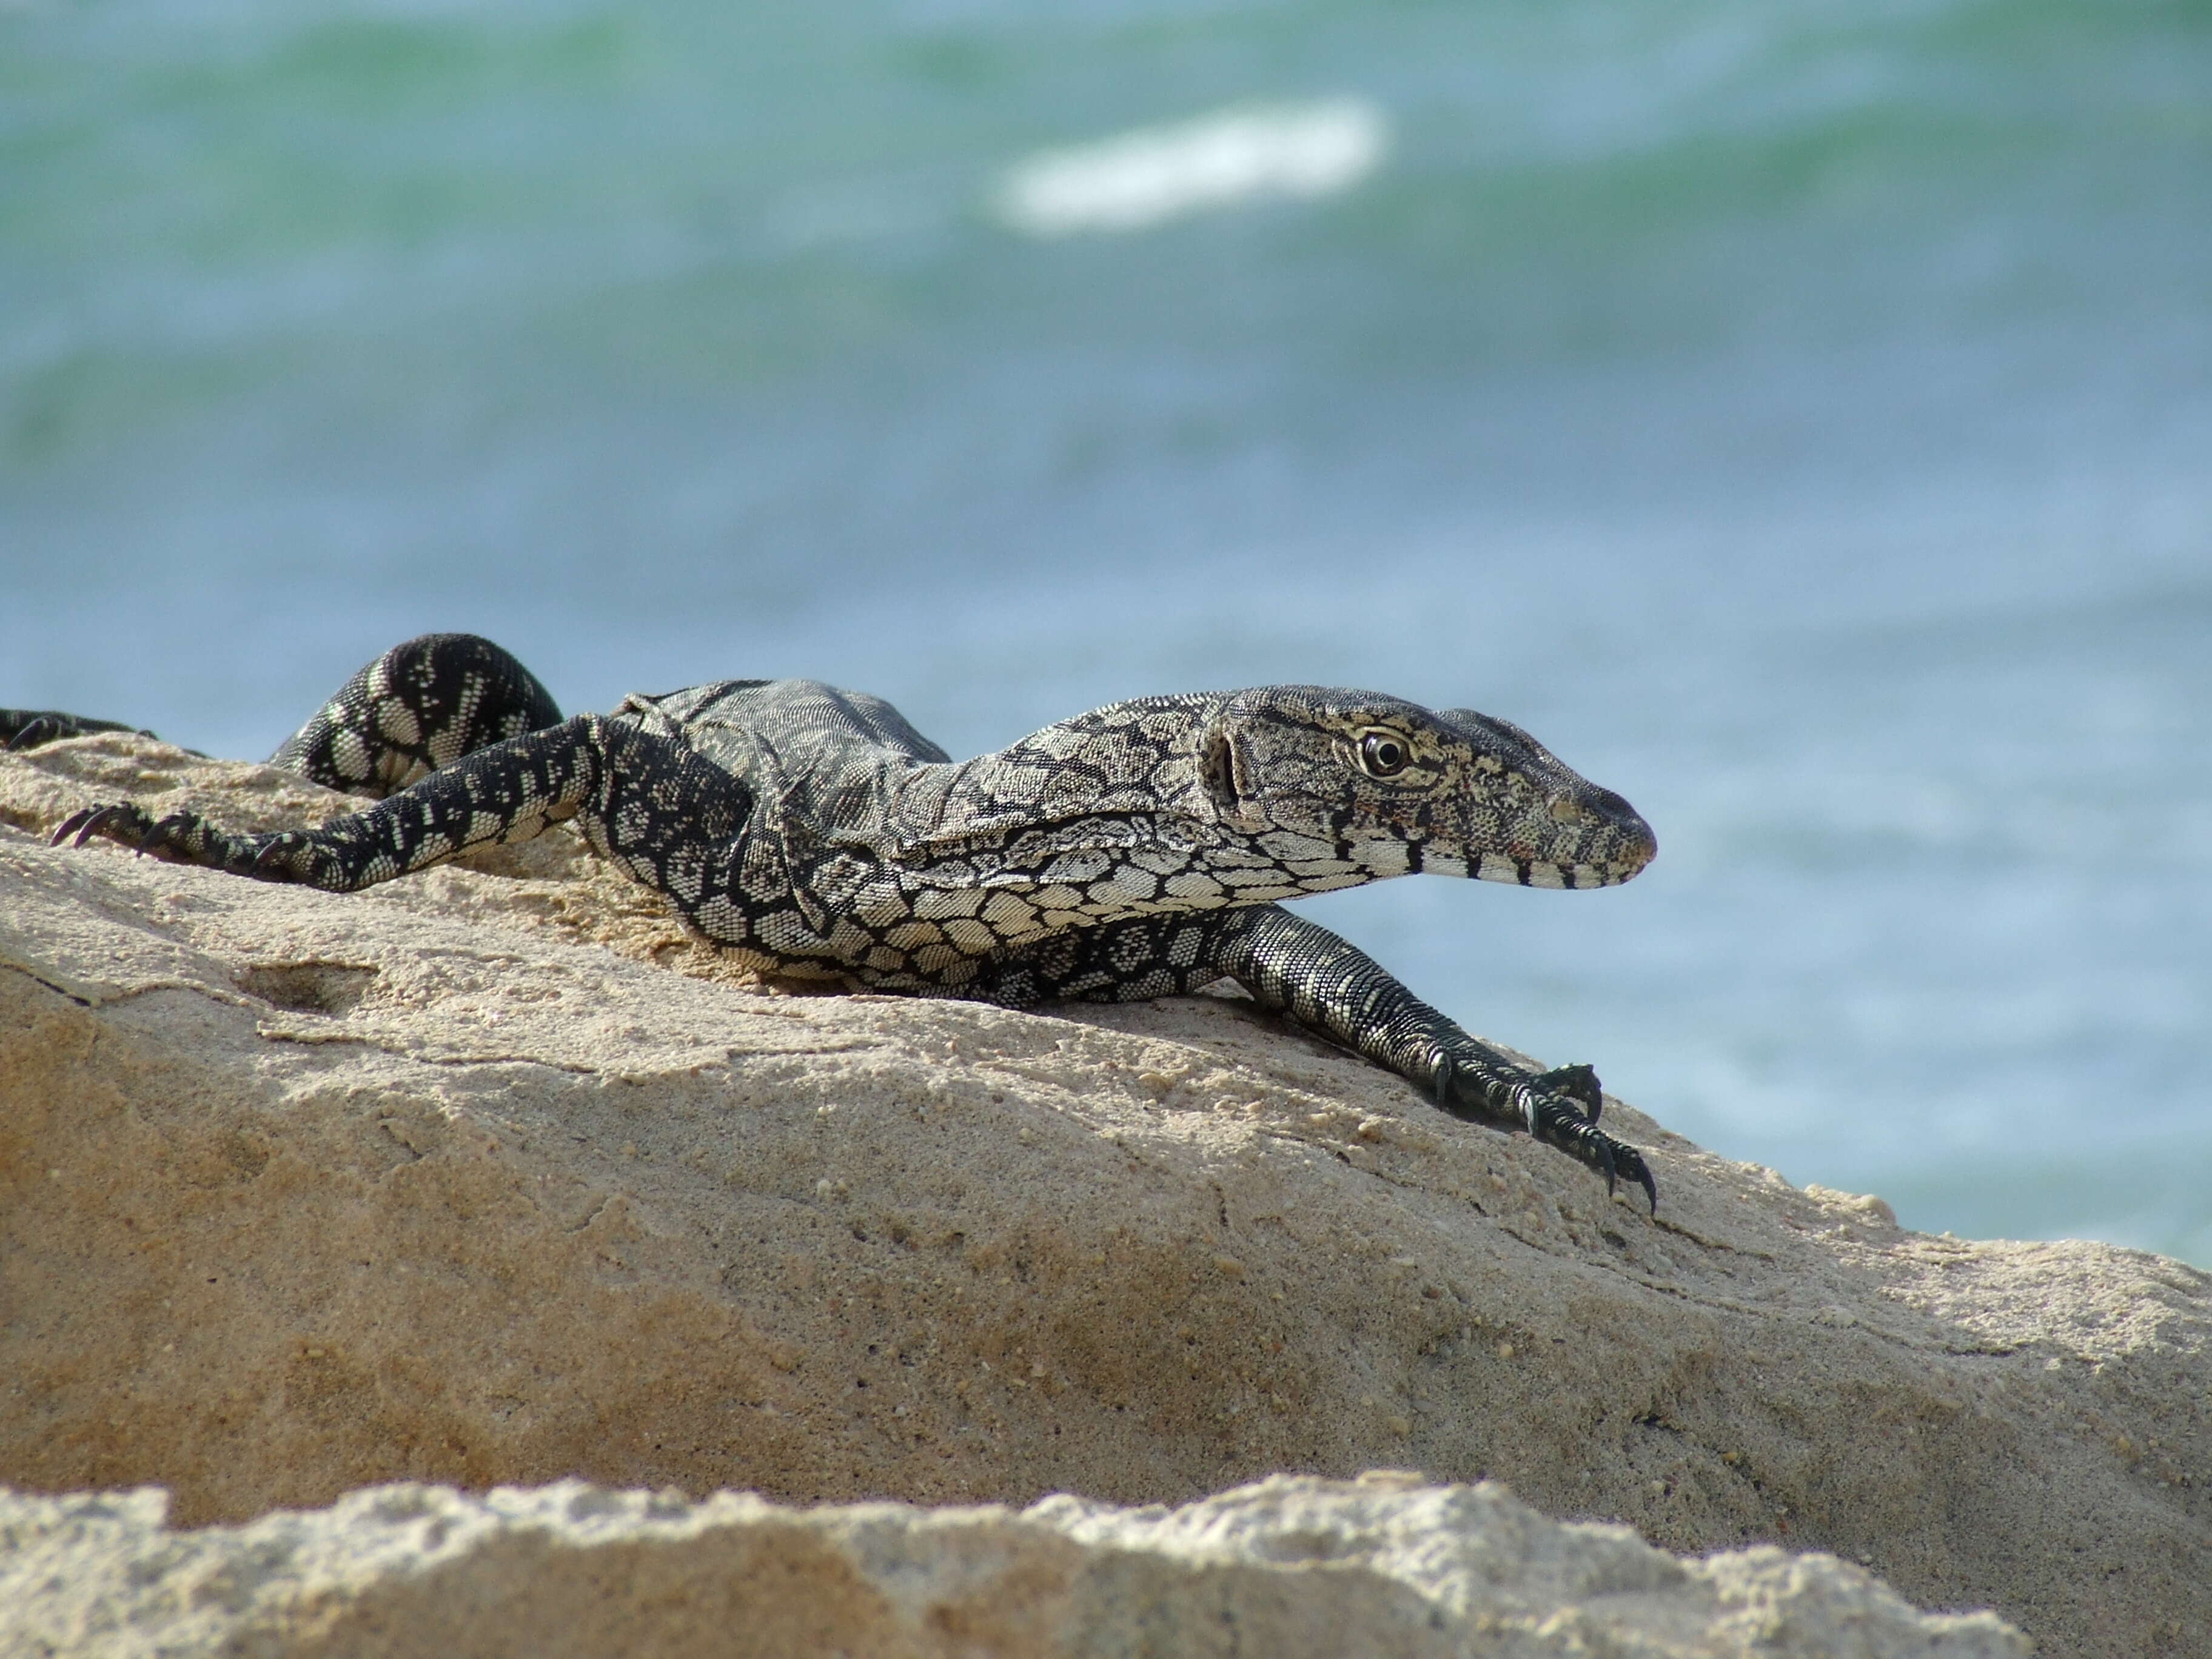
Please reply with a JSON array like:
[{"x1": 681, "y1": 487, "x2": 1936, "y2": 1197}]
[
  {"x1": 1434, "y1": 1054, "x2": 1658, "y2": 1213},
  {"x1": 1618, "y1": 1141, "x2": 1659, "y2": 1214},
  {"x1": 7, "y1": 717, "x2": 61, "y2": 753},
  {"x1": 53, "y1": 802, "x2": 158, "y2": 851},
  {"x1": 1591, "y1": 1128, "x2": 1619, "y2": 1191},
  {"x1": 1528, "y1": 1086, "x2": 1658, "y2": 1215}
]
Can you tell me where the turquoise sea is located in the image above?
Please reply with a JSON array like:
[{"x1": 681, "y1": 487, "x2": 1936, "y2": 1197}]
[{"x1": 5, "y1": 0, "x2": 2208, "y2": 1259}]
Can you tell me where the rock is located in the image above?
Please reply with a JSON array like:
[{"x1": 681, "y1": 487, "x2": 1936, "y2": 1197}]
[
  {"x1": 0, "y1": 1471, "x2": 2026, "y2": 1658},
  {"x1": 1, "y1": 734, "x2": 2206, "y2": 1657}
]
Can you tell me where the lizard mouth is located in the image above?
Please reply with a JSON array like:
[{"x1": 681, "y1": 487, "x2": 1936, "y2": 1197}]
[
  {"x1": 1436, "y1": 810, "x2": 1654, "y2": 889},
  {"x1": 1615, "y1": 813, "x2": 1659, "y2": 878},
  {"x1": 1540, "y1": 799, "x2": 1657, "y2": 886}
]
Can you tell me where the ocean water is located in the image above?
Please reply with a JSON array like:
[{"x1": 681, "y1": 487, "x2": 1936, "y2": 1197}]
[{"x1": 4, "y1": 0, "x2": 2208, "y2": 1260}]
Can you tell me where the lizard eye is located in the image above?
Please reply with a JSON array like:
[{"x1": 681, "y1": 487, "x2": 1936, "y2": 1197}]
[{"x1": 1357, "y1": 731, "x2": 1410, "y2": 779}]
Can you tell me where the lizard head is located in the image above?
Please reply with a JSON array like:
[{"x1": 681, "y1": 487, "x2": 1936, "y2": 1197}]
[{"x1": 1202, "y1": 687, "x2": 1656, "y2": 889}]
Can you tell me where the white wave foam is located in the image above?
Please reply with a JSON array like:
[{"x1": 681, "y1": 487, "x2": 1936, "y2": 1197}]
[{"x1": 993, "y1": 99, "x2": 1389, "y2": 238}]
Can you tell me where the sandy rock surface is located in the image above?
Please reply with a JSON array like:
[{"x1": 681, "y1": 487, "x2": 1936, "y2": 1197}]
[
  {"x1": 2, "y1": 735, "x2": 2207, "y2": 1657},
  {"x1": 0, "y1": 1471, "x2": 2025, "y2": 1659}
]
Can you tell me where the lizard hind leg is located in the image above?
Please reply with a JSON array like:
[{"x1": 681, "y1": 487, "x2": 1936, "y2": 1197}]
[
  {"x1": 55, "y1": 715, "x2": 609, "y2": 892},
  {"x1": 268, "y1": 633, "x2": 563, "y2": 799}
]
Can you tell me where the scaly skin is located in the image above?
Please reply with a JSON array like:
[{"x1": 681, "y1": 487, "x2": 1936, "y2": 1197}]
[{"x1": 49, "y1": 633, "x2": 1661, "y2": 1206}]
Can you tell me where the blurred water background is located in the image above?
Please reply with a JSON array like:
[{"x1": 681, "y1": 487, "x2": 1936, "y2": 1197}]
[{"x1": 4, "y1": 0, "x2": 2208, "y2": 1260}]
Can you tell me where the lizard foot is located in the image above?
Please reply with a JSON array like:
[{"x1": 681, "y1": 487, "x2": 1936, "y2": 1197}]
[
  {"x1": 52, "y1": 803, "x2": 323, "y2": 882},
  {"x1": 1433, "y1": 1051, "x2": 1657, "y2": 1213},
  {"x1": 1527, "y1": 1089, "x2": 1657, "y2": 1215},
  {"x1": 55, "y1": 800, "x2": 213, "y2": 862},
  {"x1": 1531, "y1": 1061, "x2": 1604, "y2": 1121},
  {"x1": 54, "y1": 802, "x2": 171, "y2": 853}
]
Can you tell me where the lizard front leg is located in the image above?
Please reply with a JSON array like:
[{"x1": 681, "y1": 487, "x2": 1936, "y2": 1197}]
[{"x1": 974, "y1": 904, "x2": 1655, "y2": 1209}]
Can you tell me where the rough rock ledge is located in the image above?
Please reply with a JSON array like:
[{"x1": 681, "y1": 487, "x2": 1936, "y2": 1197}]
[
  {"x1": 2, "y1": 1472, "x2": 2025, "y2": 1658},
  {"x1": 2, "y1": 735, "x2": 2207, "y2": 1658}
]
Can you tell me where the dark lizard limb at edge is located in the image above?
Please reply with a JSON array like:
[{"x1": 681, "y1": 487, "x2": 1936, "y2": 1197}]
[{"x1": 3, "y1": 709, "x2": 159, "y2": 753}]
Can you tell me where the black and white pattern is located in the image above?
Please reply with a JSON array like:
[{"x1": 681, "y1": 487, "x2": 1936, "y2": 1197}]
[{"x1": 50, "y1": 634, "x2": 1661, "y2": 1205}]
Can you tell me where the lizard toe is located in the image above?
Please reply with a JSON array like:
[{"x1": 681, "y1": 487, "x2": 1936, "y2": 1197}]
[
  {"x1": 1533, "y1": 1062, "x2": 1603, "y2": 1119},
  {"x1": 53, "y1": 802, "x2": 155, "y2": 851}
]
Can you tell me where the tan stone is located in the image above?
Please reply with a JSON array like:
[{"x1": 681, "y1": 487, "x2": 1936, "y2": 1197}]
[
  {"x1": 0, "y1": 1473, "x2": 2026, "y2": 1658},
  {"x1": 2, "y1": 736, "x2": 2207, "y2": 1657}
]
